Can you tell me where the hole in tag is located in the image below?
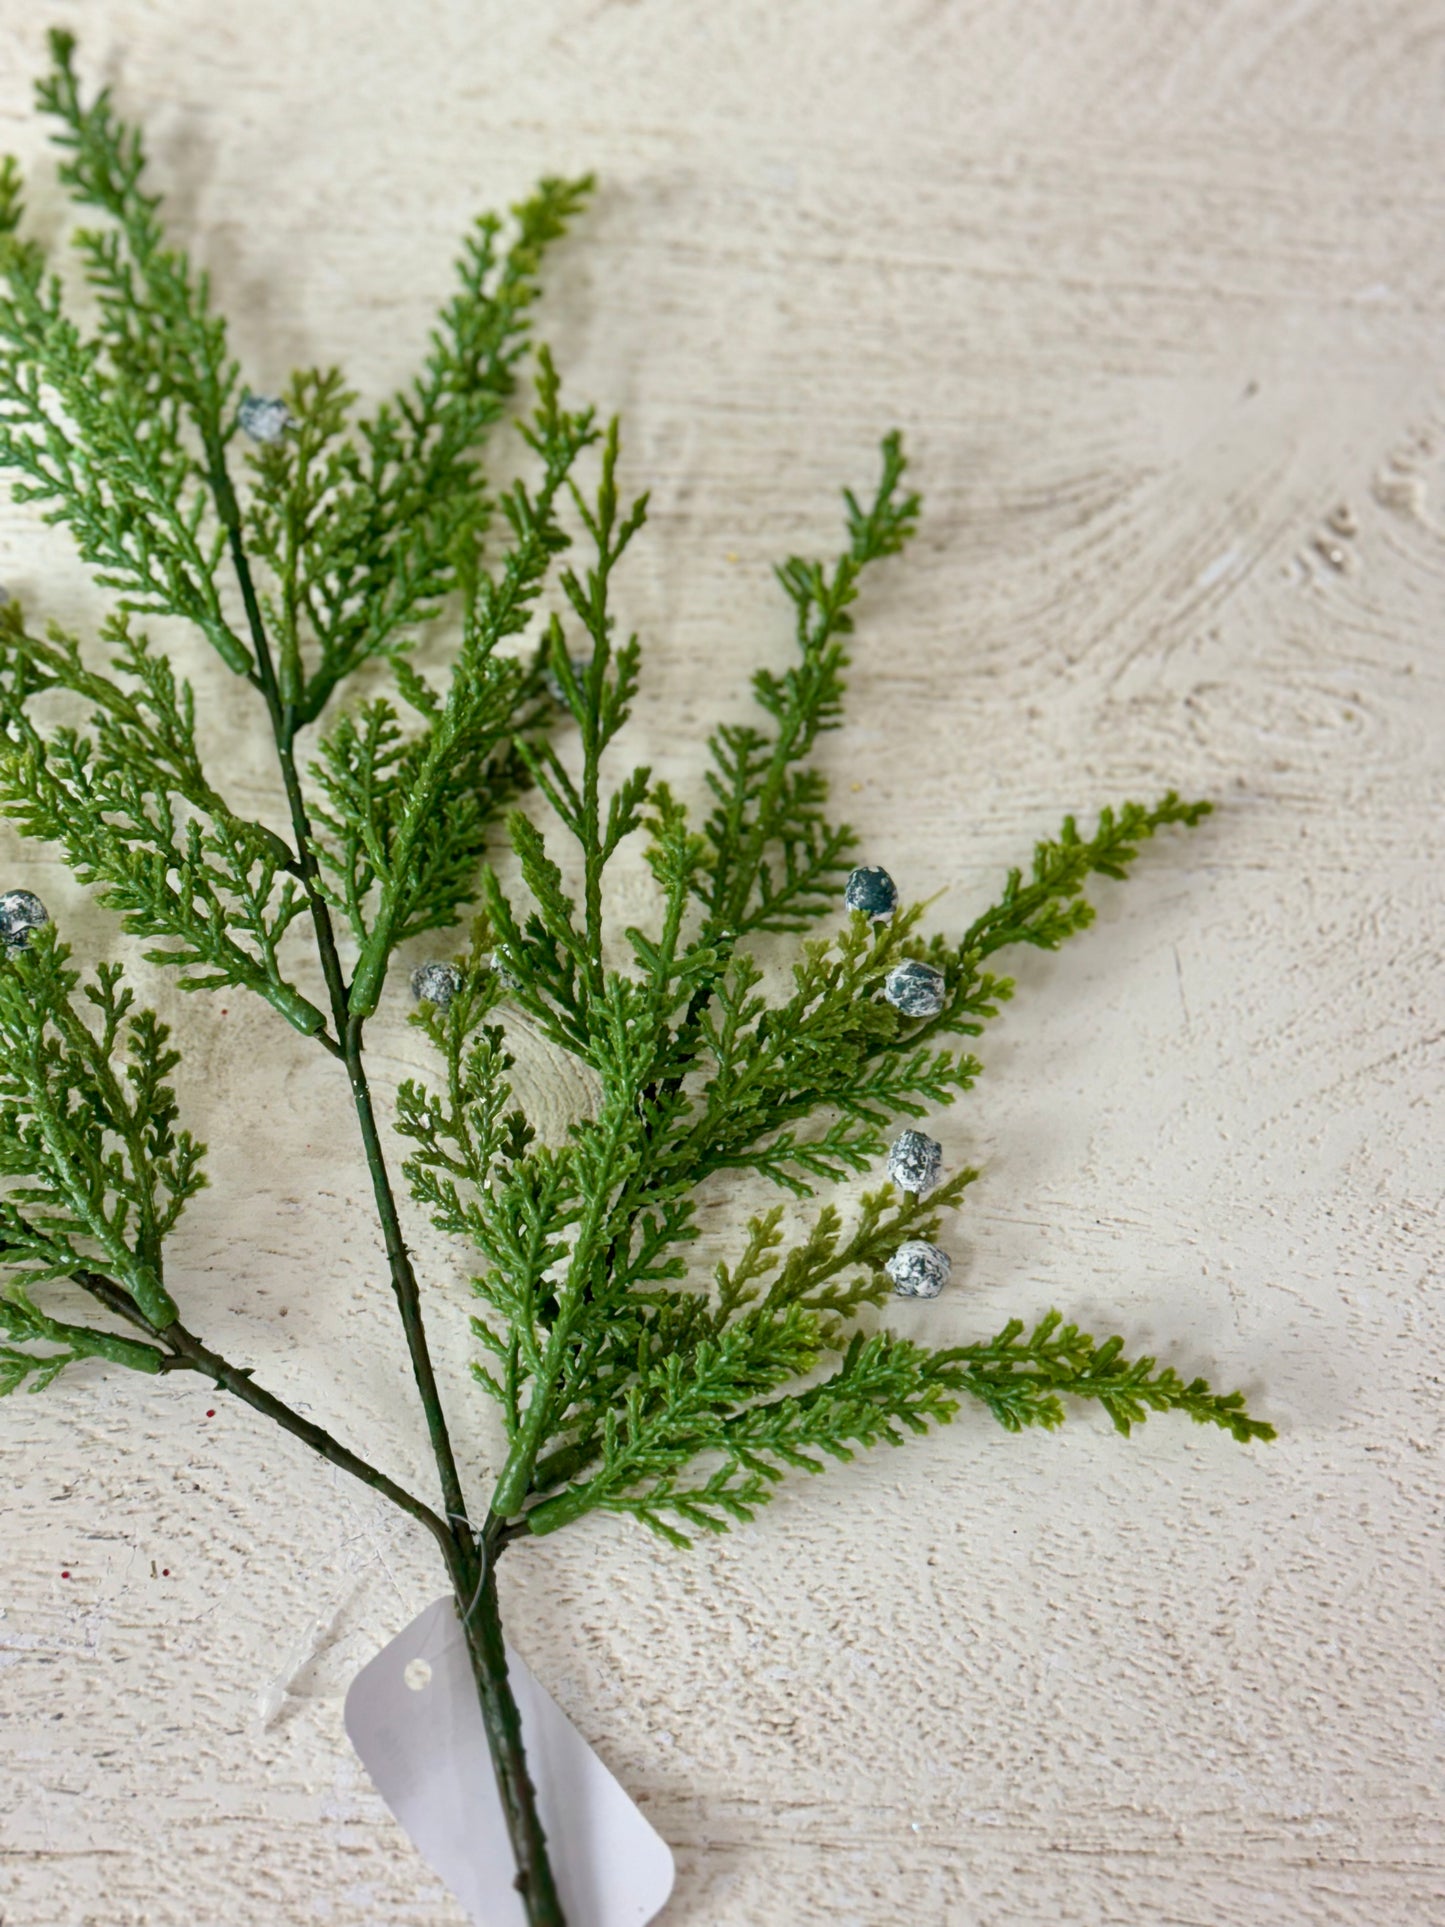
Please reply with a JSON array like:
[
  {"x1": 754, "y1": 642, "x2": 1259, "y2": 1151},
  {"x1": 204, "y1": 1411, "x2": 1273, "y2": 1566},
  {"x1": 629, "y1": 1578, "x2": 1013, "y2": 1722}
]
[{"x1": 403, "y1": 1658, "x2": 432, "y2": 1692}]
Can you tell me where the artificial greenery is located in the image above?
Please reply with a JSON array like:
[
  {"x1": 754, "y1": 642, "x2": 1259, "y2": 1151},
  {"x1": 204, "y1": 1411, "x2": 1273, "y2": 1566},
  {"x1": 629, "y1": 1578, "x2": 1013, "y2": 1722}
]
[{"x1": 0, "y1": 32, "x2": 1272, "y2": 1926}]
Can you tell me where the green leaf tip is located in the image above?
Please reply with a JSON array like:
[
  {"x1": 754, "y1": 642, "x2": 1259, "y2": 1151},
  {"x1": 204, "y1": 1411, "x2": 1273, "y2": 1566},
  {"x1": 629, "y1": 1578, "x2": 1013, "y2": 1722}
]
[
  {"x1": 0, "y1": 1284, "x2": 166, "y2": 1392},
  {"x1": 930, "y1": 1312, "x2": 1274, "y2": 1446}
]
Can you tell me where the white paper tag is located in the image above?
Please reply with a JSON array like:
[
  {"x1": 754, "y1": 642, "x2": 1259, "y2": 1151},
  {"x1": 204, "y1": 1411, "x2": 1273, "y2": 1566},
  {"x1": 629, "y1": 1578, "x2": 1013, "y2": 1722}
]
[{"x1": 344, "y1": 1598, "x2": 674, "y2": 1927}]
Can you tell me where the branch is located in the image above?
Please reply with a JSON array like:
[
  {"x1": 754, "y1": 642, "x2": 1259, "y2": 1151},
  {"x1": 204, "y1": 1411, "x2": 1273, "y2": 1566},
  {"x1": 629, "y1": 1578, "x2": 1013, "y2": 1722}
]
[{"x1": 71, "y1": 1268, "x2": 452, "y2": 1547}]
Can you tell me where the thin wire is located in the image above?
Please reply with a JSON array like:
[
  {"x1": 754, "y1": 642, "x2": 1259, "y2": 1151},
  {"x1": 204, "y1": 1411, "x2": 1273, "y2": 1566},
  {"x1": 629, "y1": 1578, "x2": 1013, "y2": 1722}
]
[{"x1": 449, "y1": 1515, "x2": 490, "y2": 1630}]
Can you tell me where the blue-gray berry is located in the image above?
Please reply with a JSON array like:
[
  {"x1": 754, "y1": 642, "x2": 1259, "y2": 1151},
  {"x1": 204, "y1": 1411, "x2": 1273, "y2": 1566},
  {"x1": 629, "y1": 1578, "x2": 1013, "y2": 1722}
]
[
  {"x1": 844, "y1": 865, "x2": 898, "y2": 920},
  {"x1": 888, "y1": 1129, "x2": 943, "y2": 1197},
  {"x1": 410, "y1": 961, "x2": 462, "y2": 1010},
  {"x1": 238, "y1": 393, "x2": 292, "y2": 444},
  {"x1": 884, "y1": 959, "x2": 946, "y2": 1018},
  {"x1": 886, "y1": 1241, "x2": 952, "y2": 1299},
  {"x1": 0, "y1": 889, "x2": 49, "y2": 951}
]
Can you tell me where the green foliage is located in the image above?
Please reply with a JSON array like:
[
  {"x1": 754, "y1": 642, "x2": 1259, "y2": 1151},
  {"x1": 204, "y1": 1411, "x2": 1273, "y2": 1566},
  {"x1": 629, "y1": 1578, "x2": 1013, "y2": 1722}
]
[
  {"x1": 0, "y1": 1281, "x2": 166, "y2": 1393},
  {"x1": 0, "y1": 34, "x2": 1269, "y2": 1580},
  {"x1": 700, "y1": 430, "x2": 919, "y2": 937},
  {"x1": 0, "y1": 33, "x2": 249, "y2": 673},
  {"x1": 0, "y1": 34, "x2": 598, "y2": 1405},
  {"x1": 322, "y1": 353, "x2": 601, "y2": 1014},
  {"x1": 245, "y1": 173, "x2": 592, "y2": 724},
  {"x1": 0, "y1": 599, "x2": 327, "y2": 1033},
  {"x1": 0, "y1": 36, "x2": 593, "y2": 1029},
  {"x1": 930, "y1": 1311, "x2": 1275, "y2": 1443},
  {"x1": 396, "y1": 417, "x2": 1268, "y2": 1541},
  {"x1": 0, "y1": 928, "x2": 204, "y2": 1330}
]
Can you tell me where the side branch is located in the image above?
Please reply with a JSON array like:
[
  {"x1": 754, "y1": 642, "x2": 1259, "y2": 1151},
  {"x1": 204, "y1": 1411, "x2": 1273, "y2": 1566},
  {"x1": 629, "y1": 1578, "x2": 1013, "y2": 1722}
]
[{"x1": 73, "y1": 1268, "x2": 453, "y2": 1549}]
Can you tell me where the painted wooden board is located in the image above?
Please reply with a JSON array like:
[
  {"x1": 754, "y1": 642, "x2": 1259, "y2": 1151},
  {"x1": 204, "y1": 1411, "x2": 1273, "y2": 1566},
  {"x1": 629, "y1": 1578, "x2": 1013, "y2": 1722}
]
[{"x1": 1, "y1": 3, "x2": 1442, "y2": 1922}]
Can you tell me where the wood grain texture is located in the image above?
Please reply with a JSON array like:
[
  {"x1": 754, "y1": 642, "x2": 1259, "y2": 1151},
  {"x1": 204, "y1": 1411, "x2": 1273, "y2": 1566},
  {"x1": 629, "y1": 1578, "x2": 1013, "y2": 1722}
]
[{"x1": 1, "y1": 2, "x2": 1442, "y2": 1922}]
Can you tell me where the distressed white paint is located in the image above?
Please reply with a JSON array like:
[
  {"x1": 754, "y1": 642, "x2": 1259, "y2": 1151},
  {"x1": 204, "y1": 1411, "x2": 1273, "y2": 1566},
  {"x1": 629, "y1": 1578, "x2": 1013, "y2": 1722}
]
[{"x1": 1, "y1": 2, "x2": 1442, "y2": 1922}]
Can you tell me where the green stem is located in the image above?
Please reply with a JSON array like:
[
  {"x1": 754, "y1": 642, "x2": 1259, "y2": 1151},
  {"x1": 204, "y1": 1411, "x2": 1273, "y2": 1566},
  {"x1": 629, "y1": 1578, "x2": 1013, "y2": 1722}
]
[
  {"x1": 72, "y1": 1269, "x2": 451, "y2": 1549},
  {"x1": 443, "y1": 1521, "x2": 566, "y2": 1927},
  {"x1": 342, "y1": 1005, "x2": 472, "y2": 1532},
  {"x1": 206, "y1": 438, "x2": 471, "y2": 1535}
]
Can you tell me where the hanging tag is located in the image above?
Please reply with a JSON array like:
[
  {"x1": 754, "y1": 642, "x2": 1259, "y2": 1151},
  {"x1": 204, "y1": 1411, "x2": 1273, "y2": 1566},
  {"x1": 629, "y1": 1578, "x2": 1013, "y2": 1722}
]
[{"x1": 344, "y1": 1598, "x2": 674, "y2": 1927}]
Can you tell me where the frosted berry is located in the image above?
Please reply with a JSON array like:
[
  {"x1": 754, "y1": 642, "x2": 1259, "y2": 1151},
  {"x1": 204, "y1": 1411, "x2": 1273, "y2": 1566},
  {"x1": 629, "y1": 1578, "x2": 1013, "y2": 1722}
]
[
  {"x1": 888, "y1": 1129, "x2": 942, "y2": 1197},
  {"x1": 237, "y1": 393, "x2": 292, "y2": 444},
  {"x1": 844, "y1": 866, "x2": 898, "y2": 920},
  {"x1": 886, "y1": 1241, "x2": 952, "y2": 1299},
  {"x1": 410, "y1": 962, "x2": 462, "y2": 1010},
  {"x1": 0, "y1": 890, "x2": 49, "y2": 951},
  {"x1": 884, "y1": 958, "x2": 946, "y2": 1018}
]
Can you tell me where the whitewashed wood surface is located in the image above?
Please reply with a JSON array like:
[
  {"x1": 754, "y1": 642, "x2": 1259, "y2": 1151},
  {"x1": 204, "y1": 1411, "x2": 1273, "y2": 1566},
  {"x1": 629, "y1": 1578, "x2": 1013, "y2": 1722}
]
[{"x1": 1, "y1": 3, "x2": 1442, "y2": 1923}]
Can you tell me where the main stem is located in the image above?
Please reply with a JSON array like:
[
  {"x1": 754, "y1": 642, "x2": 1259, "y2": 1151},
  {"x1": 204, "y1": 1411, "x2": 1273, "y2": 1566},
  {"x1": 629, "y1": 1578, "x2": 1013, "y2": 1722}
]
[
  {"x1": 209, "y1": 448, "x2": 471, "y2": 1536},
  {"x1": 445, "y1": 1521, "x2": 567, "y2": 1926},
  {"x1": 207, "y1": 447, "x2": 565, "y2": 1923}
]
